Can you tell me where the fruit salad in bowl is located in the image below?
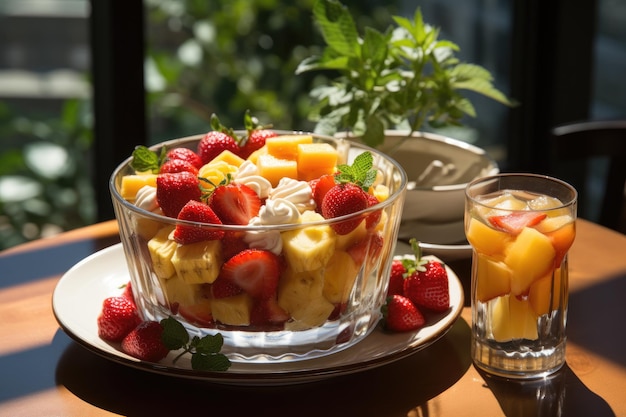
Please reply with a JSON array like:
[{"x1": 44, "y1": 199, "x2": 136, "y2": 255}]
[{"x1": 109, "y1": 125, "x2": 407, "y2": 362}]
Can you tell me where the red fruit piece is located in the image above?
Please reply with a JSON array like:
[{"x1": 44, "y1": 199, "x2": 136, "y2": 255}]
[
  {"x1": 166, "y1": 147, "x2": 203, "y2": 169},
  {"x1": 347, "y1": 232, "x2": 384, "y2": 266},
  {"x1": 382, "y1": 295, "x2": 425, "y2": 332},
  {"x1": 219, "y1": 249, "x2": 281, "y2": 299},
  {"x1": 221, "y1": 231, "x2": 249, "y2": 260},
  {"x1": 250, "y1": 298, "x2": 289, "y2": 327},
  {"x1": 310, "y1": 174, "x2": 337, "y2": 213},
  {"x1": 156, "y1": 171, "x2": 202, "y2": 218},
  {"x1": 210, "y1": 183, "x2": 261, "y2": 225},
  {"x1": 159, "y1": 159, "x2": 199, "y2": 175},
  {"x1": 121, "y1": 321, "x2": 170, "y2": 362},
  {"x1": 121, "y1": 281, "x2": 135, "y2": 305},
  {"x1": 178, "y1": 304, "x2": 214, "y2": 327},
  {"x1": 403, "y1": 260, "x2": 450, "y2": 313},
  {"x1": 364, "y1": 193, "x2": 382, "y2": 230},
  {"x1": 173, "y1": 200, "x2": 224, "y2": 244},
  {"x1": 97, "y1": 296, "x2": 142, "y2": 342},
  {"x1": 211, "y1": 277, "x2": 244, "y2": 299},
  {"x1": 239, "y1": 129, "x2": 277, "y2": 159},
  {"x1": 387, "y1": 259, "x2": 406, "y2": 297},
  {"x1": 488, "y1": 211, "x2": 547, "y2": 235},
  {"x1": 321, "y1": 183, "x2": 369, "y2": 235},
  {"x1": 197, "y1": 131, "x2": 239, "y2": 165}
]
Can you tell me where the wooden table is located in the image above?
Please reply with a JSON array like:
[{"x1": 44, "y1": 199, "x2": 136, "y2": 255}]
[{"x1": 1, "y1": 219, "x2": 625, "y2": 416}]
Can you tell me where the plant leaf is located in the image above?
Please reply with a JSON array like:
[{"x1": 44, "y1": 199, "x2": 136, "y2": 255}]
[{"x1": 312, "y1": 0, "x2": 360, "y2": 58}]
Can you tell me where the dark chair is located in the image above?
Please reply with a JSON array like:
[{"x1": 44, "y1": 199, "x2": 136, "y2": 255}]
[{"x1": 550, "y1": 120, "x2": 626, "y2": 233}]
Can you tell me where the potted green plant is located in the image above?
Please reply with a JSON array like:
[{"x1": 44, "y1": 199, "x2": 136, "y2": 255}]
[{"x1": 296, "y1": 0, "x2": 515, "y2": 246}]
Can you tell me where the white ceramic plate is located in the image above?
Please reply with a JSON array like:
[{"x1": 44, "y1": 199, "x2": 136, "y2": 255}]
[{"x1": 52, "y1": 243, "x2": 464, "y2": 385}]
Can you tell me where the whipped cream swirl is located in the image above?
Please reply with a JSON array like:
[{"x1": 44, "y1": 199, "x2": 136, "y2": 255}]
[
  {"x1": 244, "y1": 199, "x2": 301, "y2": 254},
  {"x1": 268, "y1": 177, "x2": 315, "y2": 213},
  {"x1": 233, "y1": 160, "x2": 272, "y2": 199},
  {"x1": 135, "y1": 185, "x2": 163, "y2": 215}
]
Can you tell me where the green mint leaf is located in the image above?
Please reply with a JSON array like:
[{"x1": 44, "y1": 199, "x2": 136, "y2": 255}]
[
  {"x1": 160, "y1": 316, "x2": 190, "y2": 350},
  {"x1": 313, "y1": 0, "x2": 360, "y2": 58},
  {"x1": 130, "y1": 145, "x2": 161, "y2": 173},
  {"x1": 351, "y1": 151, "x2": 373, "y2": 179},
  {"x1": 194, "y1": 333, "x2": 225, "y2": 355},
  {"x1": 191, "y1": 352, "x2": 232, "y2": 372}
]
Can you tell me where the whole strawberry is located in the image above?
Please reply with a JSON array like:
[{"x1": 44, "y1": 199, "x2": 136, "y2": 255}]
[
  {"x1": 320, "y1": 152, "x2": 377, "y2": 235},
  {"x1": 159, "y1": 158, "x2": 199, "y2": 175},
  {"x1": 386, "y1": 259, "x2": 406, "y2": 297},
  {"x1": 173, "y1": 200, "x2": 224, "y2": 244},
  {"x1": 97, "y1": 296, "x2": 142, "y2": 342},
  {"x1": 382, "y1": 294, "x2": 425, "y2": 332},
  {"x1": 121, "y1": 321, "x2": 170, "y2": 362},
  {"x1": 197, "y1": 114, "x2": 240, "y2": 164},
  {"x1": 166, "y1": 147, "x2": 204, "y2": 169},
  {"x1": 156, "y1": 171, "x2": 202, "y2": 218},
  {"x1": 402, "y1": 239, "x2": 450, "y2": 312}
]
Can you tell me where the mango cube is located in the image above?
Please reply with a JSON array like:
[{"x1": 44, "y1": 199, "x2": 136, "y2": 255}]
[
  {"x1": 256, "y1": 154, "x2": 298, "y2": 187},
  {"x1": 210, "y1": 149, "x2": 245, "y2": 167},
  {"x1": 475, "y1": 253, "x2": 512, "y2": 302},
  {"x1": 528, "y1": 268, "x2": 566, "y2": 316},
  {"x1": 120, "y1": 174, "x2": 158, "y2": 201},
  {"x1": 266, "y1": 135, "x2": 313, "y2": 160},
  {"x1": 466, "y1": 218, "x2": 512, "y2": 257},
  {"x1": 504, "y1": 227, "x2": 555, "y2": 295},
  {"x1": 296, "y1": 143, "x2": 337, "y2": 181}
]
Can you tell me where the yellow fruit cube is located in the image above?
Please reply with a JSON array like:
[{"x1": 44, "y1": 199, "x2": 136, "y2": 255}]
[
  {"x1": 490, "y1": 295, "x2": 538, "y2": 342},
  {"x1": 198, "y1": 160, "x2": 238, "y2": 191},
  {"x1": 278, "y1": 268, "x2": 325, "y2": 313},
  {"x1": 120, "y1": 174, "x2": 158, "y2": 201},
  {"x1": 171, "y1": 240, "x2": 222, "y2": 284},
  {"x1": 466, "y1": 218, "x2": 511, "y2": 257},
  {"x1": 528, "y1": 268, "x2": 567, "y2": 316},
  {"x1": 285, "y1": 297, "x2": 335, "y2": 330},
  {"x1": 246, "y1": 145, "x2": 267, "y2": 164},
  {"x1": 147, "y1": 226, "x2": 177, "y2": 279},
  {"x1": 296, "y1": 143, "x2": 337, "y2": 181},
  {"x1": 504, "y1": 227, "x2": 556, "y2": 295},
  {"x1": 266, "y1": 135, "x2": 313, "y2": 160},
  {"x1": 475, "y1": 253, "x2": 512, "y2": 302},
  {"x1": 372, "y1": 185, "x2": 389, "y2": 202},
  {"x1": 335, "y1": 220, "x2": 367, "y2": 250},
  {"x1": 322, "y1": 251, "x2": 359, "y2": 304},
  {"x1": 281, "y1": 222, "x2": 336, "y2": 272},
  {"x1": 211, "y1": 293, "x2": 254, "y2": 326},
  {"x1": 159, "y1": 275, "x2": 202, "y2": 306},
  {"x1": 256, "y1": 154, "x2": 298, "y2": 187},
  {"x1": 210, "y1": 150, "x2": 245, "y2": 167}
]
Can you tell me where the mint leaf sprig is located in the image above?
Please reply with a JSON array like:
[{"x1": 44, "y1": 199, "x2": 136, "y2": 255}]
[
  {"x1": 130, "y1": 145, "x2": 167, "y2": 174},
  {"x1": 160, "y1": 316, "x2": 232, "y2": 372},
  {"x1": 335, "y1": 151, "x2": 377, "y2": 192}
]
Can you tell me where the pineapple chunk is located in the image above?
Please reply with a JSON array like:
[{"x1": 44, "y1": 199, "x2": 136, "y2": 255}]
[
  {"x1": 285, "y1": 297, "x2": 335, "y2": 330},
  {"x1": 372, "y1": 184, "x2": 389, "y2": 202},
  {"x1": 296, "y1": 143, "x2": 337, "y2": 181},
  {"x1": 120, "y1": 174, "x2": 158, "y2": 201},
  {"x1": 335, "y1": 220, "x2": 368, "y2": 251},
  {"x1": 210, "y1": 149, "x2": 245, "y2": 167},
  {"x1": 256, "y1": 154, "x2": 298, "y2": 187},
  {"x1": 198, "y1": 160, "x2": 238, "y2": 191},
  {"x1": 528, "y1": 268, "x2": 566, "y2": 316},
  {"x1": 159, "y1": 275, "x2": 203, "y2": 306},
  {"x1": 278, "y1": 268, "x2": 325, "y2": 313},
  {"x1": 212, "y1": 293, "x2": 254, "y2": 326},
  {"x1": 490, "y1": 295, "x2": 539, "y2": 342},
  {"x1": 147, "y1": 226, "x2": 178, "y2": 280},
  {"x1": 171, "y1": 240, "x2": 222, "y2": 284},
  {"x1": 323, "y1": 251, "x2": 359, "y2": 304},
  {"x1": 475, "y1": 253, "x2": 512, "y2": 302},
  {"x1": 281, "y1": 221, "x2": 336, "y2": 272},
  {"x1": 266, "y1": 135, "x2": 313, "y2": 160},
  {"x1": 504, "y1": 227, "x2": 556, "y2": 295},
  {"x1": 466, "y1": 218, "x2": 511, "y2": 257}
]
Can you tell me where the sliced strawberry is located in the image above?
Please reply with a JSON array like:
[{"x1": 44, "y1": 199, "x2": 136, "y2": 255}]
[
  {"x1": 488, "y1": 211, "x2": 547, "y2": 234},
  {"x1": 403, "y1": 260, "x2": 450, "y2": 313},
  {"x1": 121, "y1": 321, "x2": 170, "y2": 362},
  {"x1": 219, "y1": 249, "x2": 281, "y2": 299},
  {"x1": 321, "y1": 183, "x2": 368, "y2": 235},
  {"x1": 310, "y1": 173, "x2": 337, "y2": 212},
  {"x1": 211, "y1": 277, "x2": 244, "y2": 299},
  {"x1": 387, "y1": 259, "x2": 406, "y2": 297},
  {"x1": 382, "y1": 295, "x2": 425, "y2": 332},
  {"x1": 97, "y1": 296, "x2": 142, "y2": 342},
  {"x1": 166, "y1": 147, "x2": 203, "y2": 169},
  {"x1": 159, "y1": 158, "x2": 199, "y2": 175},
  {"x1": 173, "y1": 200, "x2": 224, "y2": 244},
  {"x1": 210, "y1": 183, "x2": 261, "y2": 225},
  {"x1": 156, "y1": 171, "x2": 202, "y2": 218},
  {"x1": 250, "y1": 298, "x2": 289, "y2": 327},
  {"x1": 197, "y1": 131, "x2": 239, "y2": 165},
  {"x1": 221, "y1": 230, "x2": 249, "y2": 260},
  {"x1": 178, "y1": 303, "x2": 214, "y2": 327}
]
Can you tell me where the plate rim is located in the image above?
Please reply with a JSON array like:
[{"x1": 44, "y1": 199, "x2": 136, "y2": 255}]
[{"x1": 52, "y1": 243, "x2": 464, "y2": 385}]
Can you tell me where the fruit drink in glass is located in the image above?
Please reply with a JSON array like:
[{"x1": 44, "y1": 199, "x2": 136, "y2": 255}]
[{"x1": 465, "y1": 174, "x2": 577, "y2": 378}]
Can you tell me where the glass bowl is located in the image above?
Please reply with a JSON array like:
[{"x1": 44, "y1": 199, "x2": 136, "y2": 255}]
[{"x1": 109, "y1": 131, "x2": 407, "y2": 362}]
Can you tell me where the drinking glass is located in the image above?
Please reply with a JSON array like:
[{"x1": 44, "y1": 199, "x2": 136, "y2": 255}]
[{"x1": 465, "y1": 174, "x2": 577, "y2": 378}]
